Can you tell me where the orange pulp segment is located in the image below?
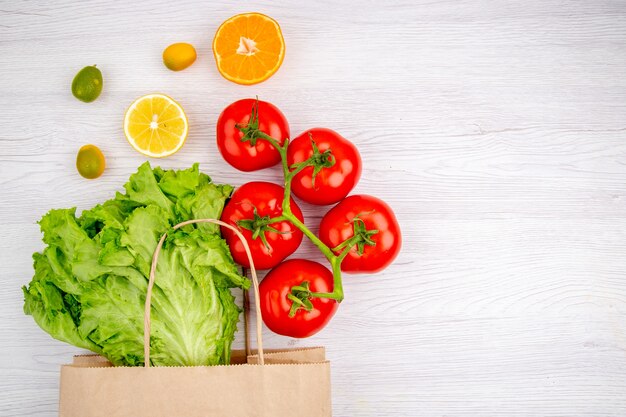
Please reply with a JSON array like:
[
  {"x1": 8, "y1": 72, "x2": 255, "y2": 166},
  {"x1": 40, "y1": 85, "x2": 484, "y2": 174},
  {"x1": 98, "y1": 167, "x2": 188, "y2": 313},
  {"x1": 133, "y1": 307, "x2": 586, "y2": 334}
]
[{"x1": 212, "y1": 13, "x2": 285, "y2": 85}]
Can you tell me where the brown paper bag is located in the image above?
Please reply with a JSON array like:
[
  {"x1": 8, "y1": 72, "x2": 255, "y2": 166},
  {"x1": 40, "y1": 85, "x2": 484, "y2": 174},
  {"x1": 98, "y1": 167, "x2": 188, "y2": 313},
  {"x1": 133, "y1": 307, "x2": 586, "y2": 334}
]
[{"x1": 58, "y1": 219, "x2": 332, "y2": 417}]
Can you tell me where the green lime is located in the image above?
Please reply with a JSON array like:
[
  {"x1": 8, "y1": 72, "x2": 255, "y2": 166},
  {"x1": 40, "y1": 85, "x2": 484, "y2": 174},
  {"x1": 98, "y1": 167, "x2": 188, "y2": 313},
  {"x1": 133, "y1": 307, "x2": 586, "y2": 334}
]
[
  {"x1": 71, "y1": 65, "x2": 103, "y2": 103},
  {"x1": 76, "y1": 144, "x2": 106, "y2": 179}
]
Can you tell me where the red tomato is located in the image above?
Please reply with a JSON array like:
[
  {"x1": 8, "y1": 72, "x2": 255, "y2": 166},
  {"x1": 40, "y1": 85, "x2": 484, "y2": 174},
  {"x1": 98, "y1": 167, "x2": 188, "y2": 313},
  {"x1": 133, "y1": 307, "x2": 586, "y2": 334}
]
[
  {"x1": 287, "y1": 128, "x2": 361, "y2": 205},
  {"x1": 216, "y1": 99, "x2": 289, "y2": 172},
  {"x1": 319, "y1": 195, "x2": 401, "y2": 273},
  {"x1": 220, "y1": 182, "x2": 303, "y2": 270},
  {"x1": 260, "y1": 259, "x2": 338, "y2": 338}
]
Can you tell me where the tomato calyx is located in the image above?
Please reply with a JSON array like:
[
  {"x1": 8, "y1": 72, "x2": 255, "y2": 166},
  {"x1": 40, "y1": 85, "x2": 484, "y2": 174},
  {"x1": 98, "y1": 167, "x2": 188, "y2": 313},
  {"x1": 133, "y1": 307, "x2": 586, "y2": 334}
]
[
  {"x1": 289, "y1": 134, "x2": 336, "y2": 187},
  {"x1": 332, "y1": 215, "x2": 379, "y2": 256},
  {"x1": 236, "y1": 206, "x2": 287, "y2": 251},
  {"x1": 287, "y1": 279, "x2": 341, "y2": 317},
  {"x1": 235, "y1": 97, "x2": 277, "y2": 147},
  {"x1": 287, "y1": 281, "x2": 314, "y2": 317}
]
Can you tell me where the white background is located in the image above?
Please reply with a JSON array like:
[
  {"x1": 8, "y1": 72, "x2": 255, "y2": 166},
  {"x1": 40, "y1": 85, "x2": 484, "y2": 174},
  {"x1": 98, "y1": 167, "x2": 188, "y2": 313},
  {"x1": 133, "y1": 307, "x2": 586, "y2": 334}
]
[{"x1": 1, "y1": 1, "x2": 626, "y2": 416}]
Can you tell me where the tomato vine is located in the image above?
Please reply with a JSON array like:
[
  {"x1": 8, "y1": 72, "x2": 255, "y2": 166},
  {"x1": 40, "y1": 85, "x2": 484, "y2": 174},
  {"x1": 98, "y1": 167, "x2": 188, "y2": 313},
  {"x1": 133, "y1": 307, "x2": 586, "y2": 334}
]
[{"x1": 236, "y1": 102, "x2": 380, "y2": 311}]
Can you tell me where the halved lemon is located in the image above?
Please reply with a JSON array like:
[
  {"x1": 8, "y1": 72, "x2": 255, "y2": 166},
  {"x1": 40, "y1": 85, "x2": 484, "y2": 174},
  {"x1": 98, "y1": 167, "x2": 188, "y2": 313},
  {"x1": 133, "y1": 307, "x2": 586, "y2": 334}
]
[
  {"x1": 123, "y1": 94, "x2": 188, "y2": 158},
  {"x1": 212, "y1": 13, "x2": 285, "y2": 85}
]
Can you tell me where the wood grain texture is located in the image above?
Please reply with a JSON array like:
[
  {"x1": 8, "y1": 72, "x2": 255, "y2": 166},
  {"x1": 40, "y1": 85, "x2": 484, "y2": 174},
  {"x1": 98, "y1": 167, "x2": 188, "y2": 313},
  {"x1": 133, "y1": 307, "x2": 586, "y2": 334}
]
[{"x1": 1, "y1": 0, "x2": 626, "y2": 416}]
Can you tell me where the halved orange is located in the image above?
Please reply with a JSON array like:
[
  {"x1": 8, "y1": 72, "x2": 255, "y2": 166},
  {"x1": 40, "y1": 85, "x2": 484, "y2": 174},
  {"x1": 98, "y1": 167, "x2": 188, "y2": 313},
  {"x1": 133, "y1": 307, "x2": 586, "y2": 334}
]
[
  {"x1": 212, "y1": 13, "x2": 285, "y2": 85},
  {"x1": 123, "y1": 94, "x2": 188, "y2": 158}
]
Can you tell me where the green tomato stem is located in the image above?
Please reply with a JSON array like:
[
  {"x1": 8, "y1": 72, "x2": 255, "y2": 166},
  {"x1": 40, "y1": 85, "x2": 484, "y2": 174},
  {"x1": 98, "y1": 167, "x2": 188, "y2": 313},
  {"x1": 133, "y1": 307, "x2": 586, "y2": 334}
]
[
  {"x1": 242, "y1": 116, "x2": 347, "y2": 303},
  {"x1": 265, "y1": 215, "x2": 287, "y2": 224},
  {"x1": 281, "y1": 212, "x2": 334, "y2": 262},
  {"x1": 309, "y1": 255, "x2": 345, "y2": 301}
]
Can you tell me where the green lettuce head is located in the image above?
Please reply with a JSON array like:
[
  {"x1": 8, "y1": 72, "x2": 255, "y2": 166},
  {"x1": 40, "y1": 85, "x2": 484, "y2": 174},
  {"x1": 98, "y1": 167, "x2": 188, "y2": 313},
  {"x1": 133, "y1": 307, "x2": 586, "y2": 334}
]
[{"x1": 23, "y1": 162, "x2": 248, "y2": 366}]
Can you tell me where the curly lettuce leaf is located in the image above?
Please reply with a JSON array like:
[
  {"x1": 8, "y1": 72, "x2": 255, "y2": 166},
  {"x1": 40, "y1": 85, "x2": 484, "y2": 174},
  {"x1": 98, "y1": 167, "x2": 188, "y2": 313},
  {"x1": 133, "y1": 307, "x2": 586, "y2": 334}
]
[{"x1": 23, "y1": 162, "x2": 245, "y2": 366}]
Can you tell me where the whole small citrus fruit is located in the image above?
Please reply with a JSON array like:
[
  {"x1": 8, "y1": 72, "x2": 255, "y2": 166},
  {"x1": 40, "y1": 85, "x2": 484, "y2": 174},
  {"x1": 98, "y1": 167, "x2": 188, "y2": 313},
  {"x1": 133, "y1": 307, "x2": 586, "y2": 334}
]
[
  {"x1": 76, "y1": 145, "x2": 106, "y2": 179},
  {"x1": 162, "y1": 43, "x2": 197, "y2": 71},
  {"x1": 72, "y1": 66, "x2": 103, "y2": 103}
]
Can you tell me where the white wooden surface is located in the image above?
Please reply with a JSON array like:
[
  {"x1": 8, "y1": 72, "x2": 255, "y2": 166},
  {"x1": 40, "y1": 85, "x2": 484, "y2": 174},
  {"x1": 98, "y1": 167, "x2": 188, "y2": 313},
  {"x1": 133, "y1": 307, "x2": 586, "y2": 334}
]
[{"x1": 1, "y1": 0, "x2": 626, "y2": 415}]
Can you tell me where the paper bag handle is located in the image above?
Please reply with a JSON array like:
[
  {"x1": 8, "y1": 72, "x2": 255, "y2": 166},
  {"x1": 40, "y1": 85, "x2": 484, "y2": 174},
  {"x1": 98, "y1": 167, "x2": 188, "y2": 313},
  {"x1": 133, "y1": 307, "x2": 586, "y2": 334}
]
[{"x1": 144, "y1": 219, "x2": 264, "y2": 367}]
